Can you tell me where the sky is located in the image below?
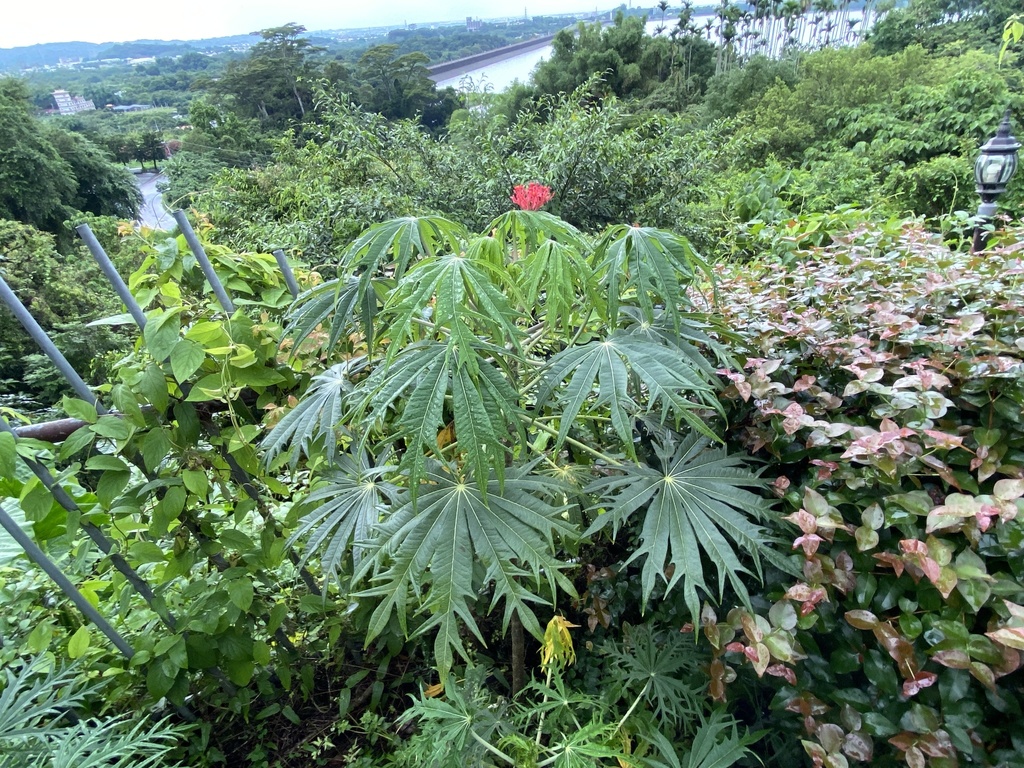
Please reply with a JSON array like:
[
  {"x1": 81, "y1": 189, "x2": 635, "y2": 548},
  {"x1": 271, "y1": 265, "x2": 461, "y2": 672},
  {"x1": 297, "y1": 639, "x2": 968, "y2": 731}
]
[{"x1": 1, "y1": 0, "x2": 610, "y2": 49}]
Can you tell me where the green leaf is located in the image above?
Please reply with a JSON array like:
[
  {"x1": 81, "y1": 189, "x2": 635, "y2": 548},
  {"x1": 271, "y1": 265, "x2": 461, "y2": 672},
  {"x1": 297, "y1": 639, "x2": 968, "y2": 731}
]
[
  {"x1": 346, "y1": 215, "x2": 467, "y2": 281},
  {"x1": 287, "y1": 451, "x2": 397, "y2": 580},
  {"x1": 382, "y1": 252, "x2": 523, "y2": 357},
  {"x1": 282, "y1": 277, "x2": 374, "y2": 359},
  {"x1": 283, "y1": 216, "x2": 467, "y2": 358},
  {"x1": 605, "y1": 624, "x2": 701, "y2": 727},
  {"x1": 67, "y1": 626, "x2": 90, "y2": 659},
  {"x1": 227, "y1": 578, "x2": 254, "y2": 612},
  {"x1": 0, "y1": 432, "x2": 16, "y2": 480},
  {"x1": 229, "y1": 365, "x2": 285, "y2": 388},
  {"x1": 253, "y1": 640, "x2": 271, "y2": 666},
  {"x1": 683, "y1": 709, "x2": 762, "y2": 768},
  {"x1": 182, "y1": 470, "x2": 209, "y2": 498},
  {"x1": 90, "y1": 416, "x2": 132, "y2": 442},
  {"x1": 147, "y1": 662, "x2": 177, "y2": 699},
  {"x1": 487, "y1": 209, "x2": 587, "y2": 258},
  {"x1": 515, "y1": 239, "x2": 599, "y2": 330},
  {"x1": 138, "y1": 363, "x2": 169, "y2": 412},
  {"x1": 85, "y1": 455, "x2": 130, "y2": 472},
  {"x1": 173, "y1": 402, "x2": 200, "y2": 444},
  {"x1": 593, "y1": 225, "x2": 712, "y2": 328},
  {"x1": 535, "y1": 331, "x2": 721, "y2": 456},
  {"x1": 185, "y1": 320, "x2": 228, "y2": 345},
  {"x1": 61, "y1": 397, "x2": 97, "y2": 424},
  {"x1": 225, "y1": 659, "x2": 254, "y2": 687},
  {"x1": 151, "y1": 486, "x2": 186, "y2": 536},
  {"x1": 586, "y1": 432, "x2": 779, "y2": 620},
  {"x1": 96, "y1": 471, "x2": 130, "y2": 508},
  {"x1": 57, "y1": 426, "x2": 95, "y2": 459},
  {"x1": 219, "y1": 529, "x2": 255, "y2": 551},
  {"x1": 140, "y1": 429, "x2": 172, "y2": 474},
  {"x1": 25, "y1": 621, "x2": 53, "y2": 654},
  {"x1": 184, "y1": 373, "x2": 224, "y2": 402},
  {"x1": 354, "y1": 464, "x2": 576, "y2": 680},
  {"x1": 143, "y1": 308, "x2": 182, "y2": 361},
  {"x1": 170, "y1": 339, "x2": 206, "y2": 382},
  {"x1": 351, "y1": 340, "x2": 524, "y2": 495},
  {"x1": 261, "y1": 358, "x2": 367, "y2": 469}
]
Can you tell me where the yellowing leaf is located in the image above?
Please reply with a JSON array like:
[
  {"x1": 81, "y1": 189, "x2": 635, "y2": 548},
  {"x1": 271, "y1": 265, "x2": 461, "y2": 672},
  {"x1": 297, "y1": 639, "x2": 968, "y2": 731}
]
[
  {"x1": 423, "y1": 682, "x2": 444, "y2": 698},
  {"x1": 436, "y1": 422, "x2": 456, "y2": 450},
  {"x1": 541, "y1": 615, "x2": 579, "y2": 669}
]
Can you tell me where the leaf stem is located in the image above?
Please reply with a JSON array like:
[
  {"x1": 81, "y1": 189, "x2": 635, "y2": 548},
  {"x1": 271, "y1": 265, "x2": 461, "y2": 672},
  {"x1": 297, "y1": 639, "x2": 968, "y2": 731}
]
[
  {"x1": 523, "y1": 416, "x2": 623, "y2": 467},
  {"x1": 613, "y1": 679, "x2": 651, "y2": 736},
  {"x1": 470, "y1": 730, "x2": 516, "y2": 765},
  {"x1": 535, "y1": 665, "x2": 554, "y2": 746}
]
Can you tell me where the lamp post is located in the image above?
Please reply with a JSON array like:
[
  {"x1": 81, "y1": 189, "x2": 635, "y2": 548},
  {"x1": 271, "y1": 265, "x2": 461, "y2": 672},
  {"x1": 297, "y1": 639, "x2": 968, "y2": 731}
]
[{"x1": 973, "y1": 108, "x2": 1020, "y2": 253}]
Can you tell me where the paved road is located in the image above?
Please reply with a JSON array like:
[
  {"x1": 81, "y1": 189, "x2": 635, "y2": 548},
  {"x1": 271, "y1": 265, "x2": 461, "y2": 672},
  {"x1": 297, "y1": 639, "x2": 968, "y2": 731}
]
[{"x1": 135, "y1": 171, "x2": 172, "y2": 229}]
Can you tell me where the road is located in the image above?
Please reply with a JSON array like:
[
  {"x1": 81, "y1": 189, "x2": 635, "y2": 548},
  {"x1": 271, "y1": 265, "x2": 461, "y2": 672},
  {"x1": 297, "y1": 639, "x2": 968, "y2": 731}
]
[{"x1": 135, "y1": 171, "x2": 172, "y2": 229}]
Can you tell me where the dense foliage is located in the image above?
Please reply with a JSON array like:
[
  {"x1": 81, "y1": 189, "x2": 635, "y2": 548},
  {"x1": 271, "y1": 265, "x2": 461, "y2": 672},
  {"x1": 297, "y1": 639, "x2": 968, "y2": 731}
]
[{"x1": 0, "y1": 79, "x2": 139, "y2": 237}]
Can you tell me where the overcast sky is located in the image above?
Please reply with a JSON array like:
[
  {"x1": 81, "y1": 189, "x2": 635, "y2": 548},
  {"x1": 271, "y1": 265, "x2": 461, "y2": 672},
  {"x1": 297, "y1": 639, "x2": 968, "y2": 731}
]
[{"x1": 2, "y1": 0, "x2": 613, "y2": 49}]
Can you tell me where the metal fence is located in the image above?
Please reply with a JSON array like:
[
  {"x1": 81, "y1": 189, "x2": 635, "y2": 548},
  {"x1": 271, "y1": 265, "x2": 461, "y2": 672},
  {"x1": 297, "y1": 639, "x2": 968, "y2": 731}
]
[{"x1": 0, "y1": 212, "x2": 308, "y2": 720}]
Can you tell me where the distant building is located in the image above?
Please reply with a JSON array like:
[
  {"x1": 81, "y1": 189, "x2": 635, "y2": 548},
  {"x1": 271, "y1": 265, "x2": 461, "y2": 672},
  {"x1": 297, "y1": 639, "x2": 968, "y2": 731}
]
[
  {"x1": 467, "y1": 16, "x2": 483, "y2": 31},
  {"x1": 52, "y1": 89, "x2": 95, "y2": 115},
  {"x1": 111, "y1": 104, "x2": 152, "y2": 112}
]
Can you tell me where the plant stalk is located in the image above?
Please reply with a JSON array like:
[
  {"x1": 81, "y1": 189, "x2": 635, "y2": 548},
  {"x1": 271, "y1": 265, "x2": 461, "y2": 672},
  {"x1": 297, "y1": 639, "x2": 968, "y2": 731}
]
[
  {"x1": 511, "y1": 610, "x2": 525, "y2": 697},
  {"x1": 470, "y1": 730, "x2": 516, "y2": 765},
  {"x1": 524, "y1": 416, "x2": 623, "y2": 466}
]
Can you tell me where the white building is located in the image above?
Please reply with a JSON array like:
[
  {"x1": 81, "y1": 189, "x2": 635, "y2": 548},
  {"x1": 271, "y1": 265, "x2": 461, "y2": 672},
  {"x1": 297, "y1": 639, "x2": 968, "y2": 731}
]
[{"x1": 52, "y1": 89, "x2": 96, "y2": 115}]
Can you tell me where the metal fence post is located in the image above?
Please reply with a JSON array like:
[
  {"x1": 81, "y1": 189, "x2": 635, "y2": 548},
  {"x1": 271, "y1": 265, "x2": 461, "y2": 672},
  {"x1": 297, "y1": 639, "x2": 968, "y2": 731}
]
[
  {"x1": 75, "y1": 224, "x2": 148, "y2": 329},
  {"x1": 0, "y1": 275, "x2": 105, "y2": 409},
  {"x1": 171, "y1": 211, "x2": 235, "y2": 313},
  {"x1": 272, "y1": 249, "x2": 301, "y2": 299}
]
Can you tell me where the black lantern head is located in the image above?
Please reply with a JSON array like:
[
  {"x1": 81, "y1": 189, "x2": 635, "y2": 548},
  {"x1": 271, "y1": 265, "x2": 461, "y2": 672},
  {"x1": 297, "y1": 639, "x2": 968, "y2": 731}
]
[{"x1": 975, "y1": 108, "x2": 1020, "y2": 216}]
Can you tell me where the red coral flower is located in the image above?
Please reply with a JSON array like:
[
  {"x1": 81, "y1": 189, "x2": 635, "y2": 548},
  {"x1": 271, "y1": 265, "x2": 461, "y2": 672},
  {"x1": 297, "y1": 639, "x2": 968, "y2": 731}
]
[{"x1": 511, "y1": 182, "x2": 553, "y2": 211}]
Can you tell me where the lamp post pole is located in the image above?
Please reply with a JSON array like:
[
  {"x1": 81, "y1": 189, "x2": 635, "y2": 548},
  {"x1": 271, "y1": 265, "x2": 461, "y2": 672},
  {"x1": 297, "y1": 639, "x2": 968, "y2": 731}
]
[{"x1": 972, "y1": 109, "x2": 1020, "y2": 253}]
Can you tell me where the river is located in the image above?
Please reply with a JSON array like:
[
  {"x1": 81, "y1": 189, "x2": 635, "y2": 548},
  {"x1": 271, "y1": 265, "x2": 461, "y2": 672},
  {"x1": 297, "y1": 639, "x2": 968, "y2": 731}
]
[{"x1": 435, "y1": 12, "x2": 870, "y2": 92}]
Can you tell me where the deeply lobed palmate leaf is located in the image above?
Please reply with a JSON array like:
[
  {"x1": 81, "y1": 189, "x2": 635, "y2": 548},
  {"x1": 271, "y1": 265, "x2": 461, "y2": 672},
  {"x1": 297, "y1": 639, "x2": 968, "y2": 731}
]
[
  {"x1": 281, "y1": 215, "x2": 468, "y2": 361},
  {"x1": 349, "y1": 339, "x2": 525, "y2": 497},
  {"x1": 380, "y1": 251, "x2": 524, "y2": 359},
  {"x1": 353, "y1": 464, "x2": 577, "y2": 680},
  {"x1": 514, "y1": 239, "x2": 602, "y2": 331},
  {"x1": 261, "y1": 357, "x2": 367, "y2": 468},
  {"x1": 586, "y1": 432, "x2": 781, "y2": 621},
  {"x1": 594, "y1": 225, "x2": 712, "y2": 330},
  {"x1": 342, "y1": 215, "x2": 468, "y2": 279},
  {"x1": 280, "y1": 276, "x2": 370, "y2": 359},
  {"x1": 534, "y1": 330, "x2": 722, "y2": 457},
  {"x1": 286, "y1": 450, "x2": 399, "y2": 579}
]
